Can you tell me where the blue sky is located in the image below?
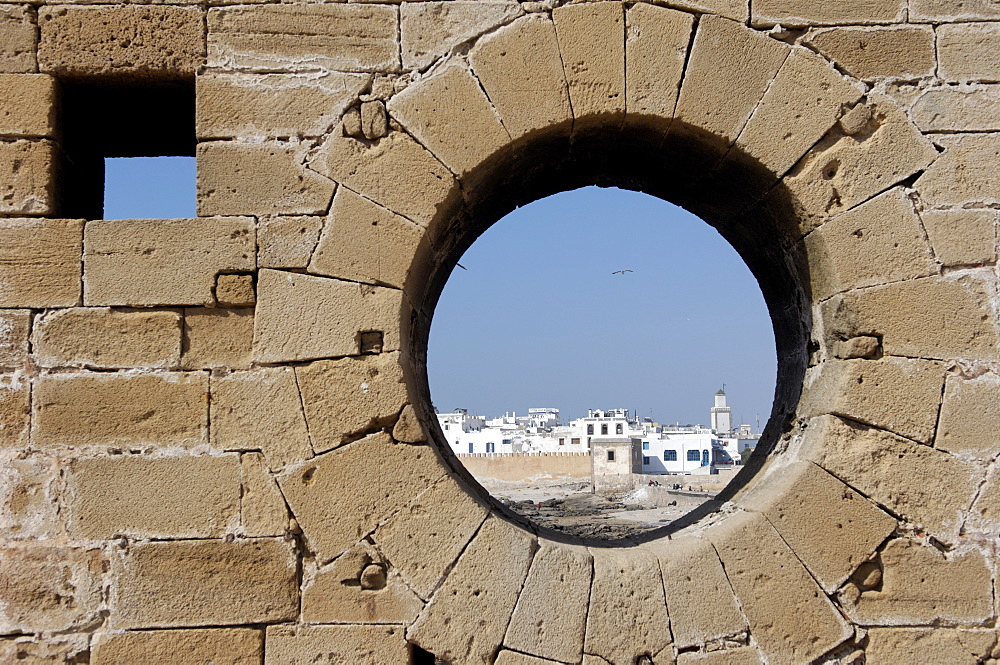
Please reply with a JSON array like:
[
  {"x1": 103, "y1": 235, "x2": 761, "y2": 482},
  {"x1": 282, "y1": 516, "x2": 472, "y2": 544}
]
[{"x1": 104, "y1": 159, "x2": 777, "y2": 429}]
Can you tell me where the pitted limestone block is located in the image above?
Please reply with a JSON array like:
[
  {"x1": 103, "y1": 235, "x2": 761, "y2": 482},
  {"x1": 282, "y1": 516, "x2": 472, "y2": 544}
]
[
  {"x1": 0, "y1": 219, "x2": 81, "y2": 308},
  {"x1": 736, "y1": 461, "x2": 896, "y2": 593},
  {"x1": 388, "y1": 61, "x2": 510, "y2": 178},
  {"x1": 0, "y1": 376, "x2": 28, "y2": 447},
  {"x1": 0, "y1": 7, "x2": 36, "y2": 74},
  {"x1": 372, "y1": 477, "x2": 488, "y2": 599},
  {"x1": 0, "y1": 140, "x2": 56, "y2": 215},
  {"x1": 0, "y1": 75, "x2": 55, "y2": 137},
  {"x1": 751, "y1": 0, "x2": 906, "y2": 27},
  {"x1": 67, "y1": 455, "x2": 239, "y2": 540},
  {"x1": 0, "y1": 452, "x2": 57, "y2": 540},
  {"x1": 0, "y1": 310, "x2": 30, "y2": 367},
  {"x1": 771, "y1": 95, "x2": 937, "y2": 235},
  {"x1": 707, "y1": 511, "x2": 851, "y2": 664},
  {"x1": 401, "y1": 1, "x2": 522, "y2": 71},
  {"x1": 197, "y1": 142, "x2": 335, "y2": 217},
  {"x1": 111, "y1": 538, "x2": 297, "y2": 629},
  {"x1": 361, "y1": 100, "x2": 387, "y2": 140},
  {"x1": 33, "y1": 307, "x2": 182, "y2": 370},
  {"x1": 841, "y1": 538, "x2": 992, "y2": 625},
  {"x1": 215, "y1": 274, "x2": 254, "y2": 307},
  {"x1": 302, "y1": 541, "x2": 424, "y2": 623},
  {"x1": 582, "y1": 656, "x2": 612, "y2": 665},
  {"x1": 833, "y1": 335, "x2": 881, "y2": 360},
  {"x1": 92, "y1": 628, "x2": 263, "y2": 665},
  {"x1": 804, "y1": 26, "x2": 935, "y2": 80},
  {"x1": 911, "y1": 0, "x2": 1000, "y2": 21},
  {"x1": 33, "y1": 372, "x2": 208, "y2": 448},
  {"x1": 211, "y1": 367, "x2": 312, "y2": 471},
  {"x1": 647, "y1": 536, "x2": 745, "y2": 649},
  {"x1": 295, "y1": 352, "x2": 407, "y2": 453},
  {"x1": 240, "y1": 452, "x2": 288, "y2": 537},
  {"x1": 801, "y1": 415, "x2": 979, "y2": 541},
  {"x1": 83, "y1": 217, "x2": 254, "y2": 307},
  {"x1": 937, "y1": 372, "x2": 1000, "y2": 459},
  {"x1": 254, "y1": 269, "x2": 401, "y2": 364},
  {"x1": 804, "y1": 188, "x2": 936, "y2": 300},
  {"x1": 912, "y1": 85, "x2": 1000, "y2": 132},
  {"x1": 393, "y1": 404, "x2": 426, "y2": 443},
  {"x1": 677, "y1": 649, "x2": 763, "y2": 665},
  {"x1": 921, "y1": 208, "x2": 997, "y2": 267},
  {"x1": 315, "y1": 128, "x2": 460, "y2": 227},
  {"x1": 967, "y1": 463, "x2": 1000, "y2": 529},
  {"x1": 408, "y1": 516, "x2": 536, "y2": 665},
  {"x1": 0, "y1": 545, "x2": 102, "y2": 634},
  {"x1": 585, "y1": 548, "x2": 671, "y2": 664},
  {"x1": 0, "y1": 635, "x2": 90, "y2": 665},
  {"x1": 264, "y1": 624, "x2": 410, "y2": 665},
  {"x1": 624, "y1": 4, "x2": 693, "y2": 123},
  {"x1": 504, "y1": 541, "x2": 591, "y2": 663},
  {"x1": 469, "y1": 15, "x2": 572, "y2": 140},
  {"x1": 820, "y1": 271, "x2": 1000, "y2": 361},
  {"x1": 552, "y1": 1, "x2": 625, "y2": 125},
  {"x1": 801, "y1": 357, "x2": 945, "y2": 444},
  {"x1": 38, "y1": 5, "x2": 203, "y2": 79},
  {"x1": 207, "y1": 4, "x2": 399, "y2": 73},
  {"x1": 915, "y1": 133, "x2": 1000, "y2": 206},
  {"x1": 309, "y1": 188, "x2": 424, "y2": 290},
  {"x1": 656, "y1": 0, "x2": 746, "y2": 21},
  {"x1": 937, "y1": 23, "x2": 1000, "y2": 82},
  {"x1": 258, "y1": 216, "x2": 324, "y2": 269},
  {"x1": 197, "y1": 72, "x2": 369, "y2": 139},
  {"x1": 277, "y1": 433, "x2": 447, "y2": 563},
  {"x1": 495, "y1": 652, "x2": 563, "y2": 665},
  {"x1": 865, "y1": 628, "x2": 994, "y2": 665},
  {"x1": 181, "y1": 307, "x2": 253, "y2": 370}
]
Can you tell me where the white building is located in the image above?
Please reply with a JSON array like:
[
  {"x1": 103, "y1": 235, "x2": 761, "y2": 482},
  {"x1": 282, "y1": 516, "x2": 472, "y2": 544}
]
[{"x1": 710, "y1": 388, "x2": 732, "y2": 434}]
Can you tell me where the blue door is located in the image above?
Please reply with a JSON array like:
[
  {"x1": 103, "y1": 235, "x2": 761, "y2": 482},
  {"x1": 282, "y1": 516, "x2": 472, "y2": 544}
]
[
  {"x1": 702, "y1": 449, "x2": 709, "y2": 466},
  {"x1": 468, "y1": 442, "x2": 473, "y2": 454}
]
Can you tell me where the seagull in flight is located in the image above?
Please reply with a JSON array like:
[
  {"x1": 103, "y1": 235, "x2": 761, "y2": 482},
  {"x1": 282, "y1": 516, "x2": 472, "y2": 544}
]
[{"x1": 611, "y1": 269, "x2": 634, "y2": 275}]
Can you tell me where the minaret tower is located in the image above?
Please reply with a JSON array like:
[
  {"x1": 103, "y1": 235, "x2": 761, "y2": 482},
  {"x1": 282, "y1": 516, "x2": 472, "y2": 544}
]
[{"x1": 711, "y1": 387, "x2": 732, "y2": 434}]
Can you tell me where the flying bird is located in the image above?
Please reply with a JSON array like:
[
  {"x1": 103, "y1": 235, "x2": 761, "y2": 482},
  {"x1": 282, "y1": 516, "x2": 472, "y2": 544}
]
[
  {"x1": 456, "y1": 263, "x2": 468, "y2": 270},
  {"x1": 611, "y1": 269, "x2": 634, "y2": 275}
]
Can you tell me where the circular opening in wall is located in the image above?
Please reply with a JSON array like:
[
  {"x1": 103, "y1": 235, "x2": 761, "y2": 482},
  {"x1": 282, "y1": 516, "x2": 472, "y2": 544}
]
[{"x1": 427, "y1": 186, "x2": 778, "y2": 540}]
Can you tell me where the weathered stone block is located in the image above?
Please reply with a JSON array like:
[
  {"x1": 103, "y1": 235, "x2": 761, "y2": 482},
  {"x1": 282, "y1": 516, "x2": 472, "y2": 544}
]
[
  {"x1": 0, "y1": 219, "x2": 81, "y2": 307},
  {"x1": 0, "y1": 7, "x2": 37, "y2": 74},
  {"x1": 937, "y1": 22, "x2": 1000, "y2": 82},
  {"x1": 920, "y1": 208, "x2": 997, "y2": 267},
  {"x1": 215, "y1": 274, "x2": 254, "y2": 306},
  {"x1": 751, "y1": 0, "x2": 906, "y2": 27},
  {"x1": 912, "y1": 85, "x2": 1000, "y2": 132},
  {"x1": 0, "y1": 545, "x2": 102, "y2": 634},
  {"x1": 211, "y1": 367, "x2": 312, "y2": 471},
  {"x1": 625, "y1": 4, "x2": 693, "y2": 123},
  {"x1": 650, "y1": 536, "x2": 746, "y2": 649},
  {"x1": 301, "y1": 541, "x2": 424, "y2": 624},
  {"x1": 915, "y1": 133, "x2": 1000, "y2": 206},
  {"x1": 0, "y1": 635, "x2": 90, "y2": 665},
  {"x1": 33, "y1": 372, "x2": 208, "y2": 448},
  {"x1": 111, "y1": 538, "x2": 298, "y2": 629},
  {"x1": 373, "y1": 477, "x2": 488, "y2": 599},
  {"x1": 936, "y1": 371, "x2": 1000, "y2": 459},
  {"x1": 0, "y1": 140, "x2": 56, "y2": 216},
  {"x1": 504, "y1": 541, "x2": 591, "y2": 663},
  {"x1": 801, "y1": 415, "x2": 979, "y2": 541},
  {"x1": 277, "y1": 433, "x2": 447, "y2": 562},
  {"x1": 910, "y1": 0, "x2": 1000, "y2": 22},
  {"x1": 84, "y1": 217, "x2": 254, "y2": 307},
  {"x1": 495, "y1": 651, "x2": 564, "y2": 665},
  {"x1": 0, "y1": 451, "x2": 57, "y2": 539},
  {"x1": 197, "y1": 142, "x2": 335, "y2": 217},
  {"x1": 865, "y1": 628, "x2": 994, "y2": 665},
  {"x1": 67, "y1": 455, "x2": 240, "y2": 540},
  {"x1": 388, "y1": 62, "x2": 510, "y2": 177},
  {"x1": 264, "y1": 624, "x2": 411, "y2": 665},
  {"x1": 706, "y1": 511, "x2": 851, "y2": 665},
  {"x1": 92, "y1": 628, "x2": 263, "y2": 665},
  {"x1": 468, "y1": 15, "x2": 571, "y2": 140},
  {"x1": 258, "y1": 215, "x2": 324, "y2": 269},
  {"x1": 0, "y1": 376, "x2": 29, "y2": 447},
  {"x1": 181, "y1": 307, "x2": 253, "y2": 370},
  {"x1": 408, "y1": 516, "x2": 536, "y2": 665},
  {"x1": 254, "y1": 269, "x2": 401, "y2": 364},
  {"x1": 0, "y1": 75, "x2": 56, "y2": 137},
  {"x1": 553, "y1": 1, "x2": 625, "y2": 124},
  {"x1": 33, "y1": 307, "x2": 182, "y2": 370},
  {"x1": 197, "y1": 72, "x2": 369, "y2": 139},
  {"x1": 0, "y1": 309, "x2": 30, "y2": 367},
  {"x1": 240, "y1": 452, "x2": 288, "y2": 537},
  {"x1": 677, "y1": 649, "x2": 763, "y2": 665},
  {"x1": 805, "y1": 26, "x2": 935, "y2": 80},
  {"x1": 309, "y1": 188, "x2": 424, "y2": 290},
  {"x1": 38, "y1": 5, "x2": 204, "y2": 79},
  {"x1": 392, "y1": 404, "x2": 426, "y2": 443},
  {"x1": 207, "y1": 4, "x2": 399, "y2": 73},
  {"x1": 401, "y1": 1, "x2": 522, "y2": 71}
]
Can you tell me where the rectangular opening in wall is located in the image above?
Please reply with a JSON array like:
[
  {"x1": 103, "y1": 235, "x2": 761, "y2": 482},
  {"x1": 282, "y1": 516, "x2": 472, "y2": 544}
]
[{"x1": 104, "y1": 156, "x2": 195, "y2": 220}]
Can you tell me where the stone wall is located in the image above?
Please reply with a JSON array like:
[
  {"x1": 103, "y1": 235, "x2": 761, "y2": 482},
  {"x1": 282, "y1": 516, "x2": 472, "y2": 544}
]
[
  {"x1": 2, "y1": 0, "x2": 1000, "y2": 663},
  {"x1": 457, "y1": 452, "x2": 590, "y2": 483}
]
